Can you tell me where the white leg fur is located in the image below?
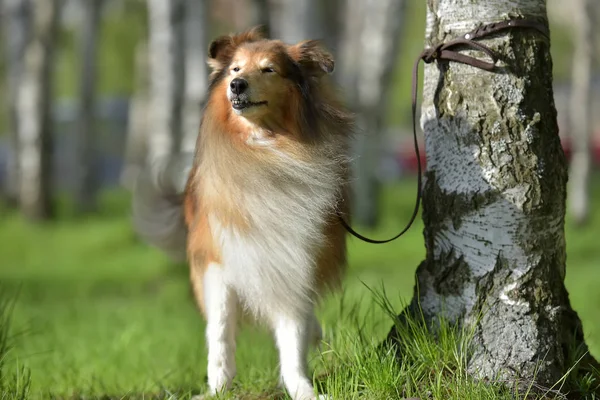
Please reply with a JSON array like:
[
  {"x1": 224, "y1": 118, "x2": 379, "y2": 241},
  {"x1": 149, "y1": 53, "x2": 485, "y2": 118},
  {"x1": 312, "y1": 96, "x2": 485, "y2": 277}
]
[
  {"x1": 274, "y1": 312, "x2": 328, "y2": 400},
  {"x1": 204, "y1": 263, "x2": 238, "y2": 395}
]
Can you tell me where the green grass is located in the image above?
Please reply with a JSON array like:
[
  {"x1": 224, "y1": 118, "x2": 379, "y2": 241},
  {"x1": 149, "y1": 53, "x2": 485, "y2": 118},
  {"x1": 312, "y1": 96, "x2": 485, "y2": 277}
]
[
  {"x1": 1, "y1": 178, "x2": 600, "y2": 399},
  {"x1": 0, "y1": 290, "x2": 31, "y2": 399}
]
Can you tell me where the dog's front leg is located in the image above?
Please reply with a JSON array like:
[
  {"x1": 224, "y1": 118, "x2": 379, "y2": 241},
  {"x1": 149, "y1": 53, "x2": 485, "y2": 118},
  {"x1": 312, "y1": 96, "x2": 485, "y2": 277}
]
[
  {"x1": 204, "y1": 263, "x2": 237, "y2": 395},
  {"x1": 274, "y1": 313, "x2": 327, "y2": 400}
]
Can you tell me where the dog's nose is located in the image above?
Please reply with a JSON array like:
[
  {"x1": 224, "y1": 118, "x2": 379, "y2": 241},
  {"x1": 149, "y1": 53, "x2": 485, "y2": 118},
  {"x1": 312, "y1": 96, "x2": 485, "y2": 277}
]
[{"x1": 230, "y1": 78, "x2": 248, "y2": 95}]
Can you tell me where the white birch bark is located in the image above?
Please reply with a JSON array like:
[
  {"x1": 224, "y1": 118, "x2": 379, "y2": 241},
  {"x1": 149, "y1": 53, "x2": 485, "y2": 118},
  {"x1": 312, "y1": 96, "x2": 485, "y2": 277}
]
[
  {"x1": 181, "y1": 0, "x2": 208, "y2": 153},
  {"x1": 17, "y1": 0, "x2": 60, "y2": 220},
  {"x1": 389, "y1": 0, "x2": 592, "y2": 386},
  {"x1": 121, "y1": 41, "x2": 150, "y2": 190},
  {"x1": 337, "y1": 0, "x2": 362, "y2": 97},
  {"x1": 338, "y1": 0, "x2": 406, "y2": 227},
  {"x1": 75, "y1": 0, "x2": 102, "y2": 213},
  {"x1": 2, "y1": 0, "x2": 31, "y2": 205},
  {"x1": 567, "y1": 0, "x2": 595, "y2": 226},
  {"x1": 147, "y1": 0, "x2": 186, "y2": 163}
]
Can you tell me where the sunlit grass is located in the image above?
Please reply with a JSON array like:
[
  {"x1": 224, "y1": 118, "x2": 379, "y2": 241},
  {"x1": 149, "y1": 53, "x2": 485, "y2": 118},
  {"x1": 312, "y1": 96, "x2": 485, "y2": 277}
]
[
  {"x1": 0, "y1": 178, "x2": 599, "y2": 399},
  {"x1": 0, "y1": 290, "x2": 31, "y2": 400}
]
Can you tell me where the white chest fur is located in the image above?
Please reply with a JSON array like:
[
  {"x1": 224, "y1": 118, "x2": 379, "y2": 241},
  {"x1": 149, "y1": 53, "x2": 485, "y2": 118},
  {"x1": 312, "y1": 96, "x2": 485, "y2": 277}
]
[{"x1": 206, "y1": 150, "x2": 342, "y2": 322}]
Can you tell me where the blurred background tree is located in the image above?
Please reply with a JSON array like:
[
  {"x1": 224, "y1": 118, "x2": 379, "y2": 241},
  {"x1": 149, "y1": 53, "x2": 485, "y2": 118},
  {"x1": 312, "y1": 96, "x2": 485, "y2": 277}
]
[
  {"x1": 0, "y1": 0, "x2": 597, "y2": 223},
  {"x1": 2, "y1": 0, "x2": 31, "y2": 208},
  {"x1": 337, "y1": 0, "x2": 406, "y2": 227},
  {"x1": 74, "y1": 0, "x2": 102, "y2": 213},
  {"x1": 568, "y1": 0, "x2": 596, "y2": 226},
  {"x1": 146, "y1": 0, "x2": 185, "y2": 163},
  {"x1": 15, "y1": 0, "x2": 60, "y2": 221}
]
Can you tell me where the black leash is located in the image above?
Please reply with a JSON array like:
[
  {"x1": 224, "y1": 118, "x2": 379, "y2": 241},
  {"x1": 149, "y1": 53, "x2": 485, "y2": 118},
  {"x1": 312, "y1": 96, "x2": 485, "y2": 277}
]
[{"x1": 338, "y1": 18, "x2": 549, "y2": 244}]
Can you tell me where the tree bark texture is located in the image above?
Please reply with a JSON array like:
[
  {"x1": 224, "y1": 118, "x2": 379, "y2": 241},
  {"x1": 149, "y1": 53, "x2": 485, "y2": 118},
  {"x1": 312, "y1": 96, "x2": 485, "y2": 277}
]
[
  {"x1": 75, "y1": 0, "x2": 102, "y2": 213},
  {"x1": 391, "y1": 0, "x2": 592, "y2": 387},
  {"x1": 147, "y1": 0, "x2": 186, "y2": 163},
  {"x1": 17, "y1": 0, "x2": 60, "y2": 220},
  {"x1": 181, "y1": 0, "x2": 208, "y2": 153},
  {"x1": 338, "y1": 0, "x2": 406, "y2": 227},
  {"x1": 2, "y1": 0, "x2": 31, "y2": 206},
  {"x1": 567, "y1": 0, "x2": 595, "y2": 226}
]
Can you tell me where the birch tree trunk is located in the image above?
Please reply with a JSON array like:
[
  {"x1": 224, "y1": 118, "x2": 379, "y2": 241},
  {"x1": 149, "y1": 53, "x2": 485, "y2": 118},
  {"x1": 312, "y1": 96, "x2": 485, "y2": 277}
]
[
  {"x1": 181, "y1": 0, "x2": 208, "y2": 153},
  {"x1": 2, "y1": 0, "x2": 31, "y2": 206},
  {"x1": 251, "y1": 0, "x2": 271, "y2": 37},
  {"x1": 147, "y1": 0, "x2": 186, "y2": 163},
  {"x1": 75, "y1": 0, "x2": 102, "y2": 213},
  {"x1": 387, "y1": 0, "x2": 594, "y2": 387},
  {"x1": 338, "y1": 0, "x2": 406, "y2": 227},
  {"x1": 120, "y1": 41, "x2": 150, "y2": 190},
  {"x1": 321, "y1": 0, "x2": 343, "y2": 52},
  {"x1": 17, "y1": 0, "x2": 60, "y2": 221},
  {"x1": 567, "y1": 0, "x2": 595, "y2": 226},
  {"x1": 272, "y1": 0, "x2": 323, "y2": 44}
]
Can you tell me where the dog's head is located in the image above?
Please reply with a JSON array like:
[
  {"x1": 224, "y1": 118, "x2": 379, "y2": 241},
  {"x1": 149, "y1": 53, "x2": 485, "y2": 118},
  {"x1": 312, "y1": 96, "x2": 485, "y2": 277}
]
[{"x1": 207, "y1": 26, "x2": 335, "y2": 123}]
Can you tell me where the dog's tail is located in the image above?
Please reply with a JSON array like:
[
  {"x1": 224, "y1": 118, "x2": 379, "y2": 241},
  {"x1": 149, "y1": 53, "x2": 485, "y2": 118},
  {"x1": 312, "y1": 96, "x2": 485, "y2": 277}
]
[{"x1": 131, "y1": 153, "x2": 194, "y2": 262}]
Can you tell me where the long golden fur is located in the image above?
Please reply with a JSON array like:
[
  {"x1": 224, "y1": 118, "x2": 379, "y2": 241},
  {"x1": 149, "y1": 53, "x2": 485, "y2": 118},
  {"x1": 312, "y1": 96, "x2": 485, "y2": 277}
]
[
  {"x1": 133, "y1": 26, "x2": 354, "y2": 400},
  {"x1": 185, "y1": 26, "x2": 353, "y2": 313}
]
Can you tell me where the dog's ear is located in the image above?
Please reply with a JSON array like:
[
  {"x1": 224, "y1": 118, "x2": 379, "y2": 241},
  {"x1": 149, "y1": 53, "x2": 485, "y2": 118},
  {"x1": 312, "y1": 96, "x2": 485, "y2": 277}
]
[
  {"x1": 288, "y1": 40, "x2": 335, "y2": 77},
  {"x1": 207, "y1": 26, "x2": 268, "y2": 79}
]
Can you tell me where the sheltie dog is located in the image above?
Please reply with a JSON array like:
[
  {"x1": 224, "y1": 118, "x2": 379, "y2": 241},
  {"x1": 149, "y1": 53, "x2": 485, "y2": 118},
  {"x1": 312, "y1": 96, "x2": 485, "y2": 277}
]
[{"x1": 132, "y1": 26, "x2": 353, "y2": 400}]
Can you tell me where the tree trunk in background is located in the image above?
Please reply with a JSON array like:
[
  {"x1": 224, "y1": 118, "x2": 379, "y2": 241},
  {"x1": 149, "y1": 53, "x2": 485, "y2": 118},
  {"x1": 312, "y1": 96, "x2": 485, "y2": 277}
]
[
  {"x1": 337, "y1": 0, "x2": 362, "y2": 96},
  {"x1": 147, "y1": 0, "x2": 186, "y2": 163},
  {"x1": 181, "y1": 0, "x2": 208, "y2": 153},
  {"x1": 388, "y1": 0, "x2": 594, "y2": 387},
  {"x1": 321, "y1": 0, "x2": 343, "y2": 52},
  {"x1": 17, "y1": 0, "x2": 60, "y2": 221},
  {"x1": 251, "y1": 0, "x2": 271, "y2": 37},
  {"x1": 2, "y1": 0, "x2": 31, "y2": 206},
  {"x1": 272, "y1": 0, "x2": 323, "y2": 43},
  {"x1": 338, "y1": 0, "x2": 406, "y2": 227},
  {"x1": 568, "y1": 0, "x2": 595, "y2": 226},
  {"x1": 75, "y1": 0, "x2": 102, "y2": 213},
  {"x1": 121, "y1": 41, "x2": 150, "y2": 190}
]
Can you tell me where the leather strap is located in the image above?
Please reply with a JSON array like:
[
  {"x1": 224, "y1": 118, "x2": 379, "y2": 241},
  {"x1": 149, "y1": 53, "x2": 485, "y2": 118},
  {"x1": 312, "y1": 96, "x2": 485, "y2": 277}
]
[{"x1": 338, "y1": 18, "x2": 549, "y2": 244}]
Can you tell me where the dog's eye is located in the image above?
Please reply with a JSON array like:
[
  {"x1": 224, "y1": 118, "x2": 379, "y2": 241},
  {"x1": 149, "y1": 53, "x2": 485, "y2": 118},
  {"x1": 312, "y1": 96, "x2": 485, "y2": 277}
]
[
  {"x1": 262, "y1": 67, "x2": 275, "y2": 73},
  {"x1": 232, "y1": 67, "x2": 240, "y2": 72}
]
